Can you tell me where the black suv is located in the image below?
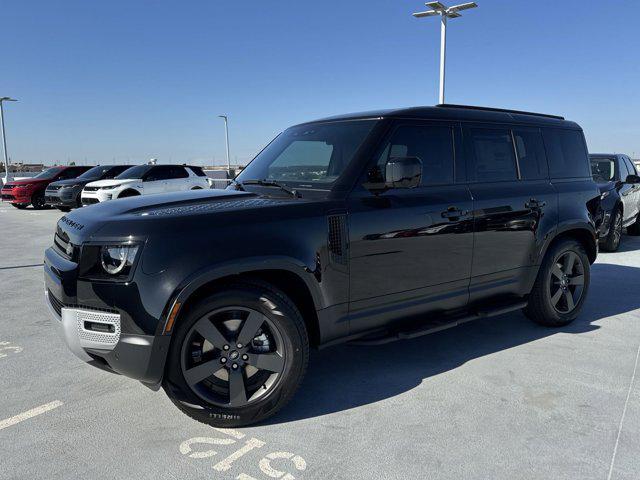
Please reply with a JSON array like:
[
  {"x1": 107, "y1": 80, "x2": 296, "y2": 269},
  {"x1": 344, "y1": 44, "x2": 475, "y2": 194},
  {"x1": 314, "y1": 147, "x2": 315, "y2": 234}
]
[
  {"x1": 44, "y1": 105, "x2": 600, "y2": 427},
  {"x1": 589, "y1": 153, "x2": 640, "y2": 251}
]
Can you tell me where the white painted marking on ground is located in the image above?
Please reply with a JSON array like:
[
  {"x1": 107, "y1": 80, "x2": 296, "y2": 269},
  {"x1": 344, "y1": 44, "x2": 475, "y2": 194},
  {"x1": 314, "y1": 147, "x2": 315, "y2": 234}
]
[
  {"x1": 607, "y1": 341, "x2": 640, "y2": 480},
  {"x1": 0, "y1": 400, "x2": 63, "y2": 431},
  {"x1": 0, "y1": 341, "x2": 23, "y2": 358},
  {"x1": 213, "y1": 438, "x2": 265, "y2": 472}
]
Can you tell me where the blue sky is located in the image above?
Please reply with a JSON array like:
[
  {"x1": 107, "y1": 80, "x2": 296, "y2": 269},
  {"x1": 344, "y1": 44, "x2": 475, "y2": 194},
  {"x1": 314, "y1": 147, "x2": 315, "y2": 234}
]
[{"x1": 2, "y1": 0, "x2": 639, "y2": 165}]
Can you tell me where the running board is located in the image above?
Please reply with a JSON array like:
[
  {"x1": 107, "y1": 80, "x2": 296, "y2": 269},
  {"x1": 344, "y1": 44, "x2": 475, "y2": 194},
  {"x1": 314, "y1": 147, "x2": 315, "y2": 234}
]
[{"x1": 349, "y1": 301, "x2": 528, "y2": 346}]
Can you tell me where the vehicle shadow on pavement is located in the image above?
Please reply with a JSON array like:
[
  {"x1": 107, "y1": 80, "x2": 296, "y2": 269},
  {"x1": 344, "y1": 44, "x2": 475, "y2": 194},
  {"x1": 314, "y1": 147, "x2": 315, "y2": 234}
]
[{"x1": 267, "y1": 262, "x2": 640, "y2": 425}]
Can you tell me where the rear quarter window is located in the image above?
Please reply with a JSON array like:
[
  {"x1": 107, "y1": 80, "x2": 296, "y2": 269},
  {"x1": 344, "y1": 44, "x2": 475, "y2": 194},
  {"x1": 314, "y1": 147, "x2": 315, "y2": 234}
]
[{"x1": 543, "y1": 128, "x2": 591, "y2": 179}]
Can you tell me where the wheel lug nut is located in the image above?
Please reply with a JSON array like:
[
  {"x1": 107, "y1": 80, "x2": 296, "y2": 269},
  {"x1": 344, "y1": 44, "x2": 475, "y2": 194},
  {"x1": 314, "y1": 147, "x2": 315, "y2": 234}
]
[
  {"x1": 237, "y1": 343, "x2": 243, "y2": 348},
  {"x1": 232, "y1": 363, "x2": 238, "y2": 369},
  {"x1": 220, "y1": 357, "x2": 227, "y2": 363},
  {"x1": 242, "y1": 354, "x2": 248, "y2": 361},
  {"x1": 223, "y1": 345, "x2": 230, "y2": 351}
]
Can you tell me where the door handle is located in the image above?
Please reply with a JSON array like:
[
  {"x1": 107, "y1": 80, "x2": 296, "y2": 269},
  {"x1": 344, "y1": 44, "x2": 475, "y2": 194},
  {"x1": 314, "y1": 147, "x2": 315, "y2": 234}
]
[
  {"x1": 525, "y1": 198, "x2": 546, "y2": 209},
  {"x1": 441, "y1": 206, "x2": 467, "y2": 219}
]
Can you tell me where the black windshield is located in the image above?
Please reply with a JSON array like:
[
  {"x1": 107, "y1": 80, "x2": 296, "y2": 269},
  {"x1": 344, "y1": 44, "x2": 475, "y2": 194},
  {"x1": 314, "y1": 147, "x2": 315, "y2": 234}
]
[
  {"x1": 78, "y1": 166, "x2": 112, "y2": 180},
  {"x1": 33, "y1": 167, "x2": 64, "y2": 179},
  {"x1": 237, "y1": 120, "x2": 377, "y2": 188}
]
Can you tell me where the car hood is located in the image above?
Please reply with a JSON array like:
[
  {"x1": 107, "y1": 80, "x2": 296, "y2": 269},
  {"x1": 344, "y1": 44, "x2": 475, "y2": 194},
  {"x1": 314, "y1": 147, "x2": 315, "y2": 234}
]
[
  {"x1": 57, "y1": 189, "x2": 293, "y2": 243},
  {"x1": 48, "y1": 178, "x2": 92, "y2": 188},
  {"x1": 3, "y1": 178, "x2": 48, "y2": 187},
  {"x1": 85, "y1": 178, "x2": 139, "y2": 188}
]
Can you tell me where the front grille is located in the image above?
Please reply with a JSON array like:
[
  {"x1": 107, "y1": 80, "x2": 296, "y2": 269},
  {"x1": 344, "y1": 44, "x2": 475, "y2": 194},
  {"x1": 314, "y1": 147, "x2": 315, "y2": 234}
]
[
  {"x1": 84, "y1": 186, "x2": 99, "y2": 192},
  {"x1": 82, "y1": 197, "x2": 99, "y2": 205},
  {"x1": 1, "y1": 194, "x2": 15, "y2": 201},
  {"x1": 53, "y1": 232, "x2": 77, "y2": 260},
  {"x1": 48, "y1": 290, "x2": 64, "y2": 317}
]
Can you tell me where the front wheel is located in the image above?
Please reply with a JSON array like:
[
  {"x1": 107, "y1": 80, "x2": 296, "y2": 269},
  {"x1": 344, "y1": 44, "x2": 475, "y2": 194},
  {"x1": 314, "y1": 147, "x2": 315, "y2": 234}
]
[
  {"x1": 11, "y1": 203, "x2": 27, "y2": 209},
  {"x1": 627, "y1": 212, "x2": 640, "y2": 236},
  {"x1": 601, "y1": 208, "x2": 622, "y2": 252},
  {"x1": 525, "y1": 238, "x2": 590, "y2": 327},
  {"x1": 163, "y1": 282, "x2": 309, "y2": 427},
  {"x1": 31, "y1": 192, "x2": 46, "y2": 210}
]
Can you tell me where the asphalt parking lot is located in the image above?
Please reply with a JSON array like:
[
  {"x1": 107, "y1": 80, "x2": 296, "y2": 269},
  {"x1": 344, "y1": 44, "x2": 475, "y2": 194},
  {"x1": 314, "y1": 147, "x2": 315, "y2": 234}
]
[{"x1": 0, "y1": 202, "x2": 639, "y2": 480}]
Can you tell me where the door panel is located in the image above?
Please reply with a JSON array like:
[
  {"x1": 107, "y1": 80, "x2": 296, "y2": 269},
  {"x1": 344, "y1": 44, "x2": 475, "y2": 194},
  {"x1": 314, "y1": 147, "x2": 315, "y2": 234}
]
[{"x1": 348, "y1": 185, "x2": 474, "y2": 332}]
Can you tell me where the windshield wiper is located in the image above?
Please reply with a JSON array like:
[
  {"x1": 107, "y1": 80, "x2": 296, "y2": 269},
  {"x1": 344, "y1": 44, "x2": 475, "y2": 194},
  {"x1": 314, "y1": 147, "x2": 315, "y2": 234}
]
[{"x1": 239, "y1": 179, "x2": 300, "y2": 198}]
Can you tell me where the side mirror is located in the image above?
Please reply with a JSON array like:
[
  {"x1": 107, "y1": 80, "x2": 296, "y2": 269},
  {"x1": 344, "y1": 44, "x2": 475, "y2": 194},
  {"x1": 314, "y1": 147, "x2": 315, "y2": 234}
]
[
  {"x1": 625, "y1": 174, "x2": 640, "y2": 184},
  {"x1": 385, "y1": 156, "x2": 422, "y2": 189}
]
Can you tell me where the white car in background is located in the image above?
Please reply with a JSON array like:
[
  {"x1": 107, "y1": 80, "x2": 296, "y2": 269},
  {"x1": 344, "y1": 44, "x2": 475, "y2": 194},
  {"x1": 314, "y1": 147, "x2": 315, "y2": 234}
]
[{"x1": 81, "y1": 164, "x2": 209, "y2": 205}]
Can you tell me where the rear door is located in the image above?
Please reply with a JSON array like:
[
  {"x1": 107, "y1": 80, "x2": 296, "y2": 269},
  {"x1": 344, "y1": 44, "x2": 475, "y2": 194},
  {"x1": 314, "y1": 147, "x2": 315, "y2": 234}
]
[
  {"x1": 463, "y1": 124, "x2": 557, "y2": 303},
  {"x1": 164, "y1": 166, "x2": 191, "y2": 192}
]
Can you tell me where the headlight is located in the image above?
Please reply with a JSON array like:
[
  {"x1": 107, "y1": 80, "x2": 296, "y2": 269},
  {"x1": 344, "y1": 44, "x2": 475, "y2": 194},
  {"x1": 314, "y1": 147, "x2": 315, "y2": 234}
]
[
  {"x1": 600, "y1": 191, "x2": 610, "y2": 200},
  {"x1": 100, "y1": 244, "x2": 139, "y2": 275},
  {"x1": 101, "y1": 184, "x2": 120, "y2": 190},
  {"x1": 16, "y1": 183, "x2": 32, "y2": 189}
]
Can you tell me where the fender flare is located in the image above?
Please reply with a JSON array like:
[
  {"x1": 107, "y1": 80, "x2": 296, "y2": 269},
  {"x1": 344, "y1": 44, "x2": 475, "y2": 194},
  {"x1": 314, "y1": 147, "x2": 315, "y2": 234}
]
[
  {"x1": 538, "y1": 222, "x2": 598, "y2": 264},
  {"x1": 158, "y1": 255, "x2": 324, "y2": 336}
]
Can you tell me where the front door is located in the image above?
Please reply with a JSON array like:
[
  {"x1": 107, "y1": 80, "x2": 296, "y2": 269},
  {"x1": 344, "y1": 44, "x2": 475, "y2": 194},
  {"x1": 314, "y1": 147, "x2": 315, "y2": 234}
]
[{"x1": 347, "y1": 122, "x2": 474, "y2": 334}]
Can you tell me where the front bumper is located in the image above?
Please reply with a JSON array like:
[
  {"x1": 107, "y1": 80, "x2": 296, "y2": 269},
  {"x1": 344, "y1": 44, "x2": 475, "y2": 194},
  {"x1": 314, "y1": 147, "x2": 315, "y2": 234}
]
[
  {"x1": 81, "y1": 190, "x2": 112, "y2": 206},
  {"x1": 44, "y1": 248, "x2": 169, "y2": 387},
  {"x1": 45, "y1": 188, "x2": 79, "y2": 207},
  {"x1": 1, "y1": 188, "x2": 32, "y2": 204}
]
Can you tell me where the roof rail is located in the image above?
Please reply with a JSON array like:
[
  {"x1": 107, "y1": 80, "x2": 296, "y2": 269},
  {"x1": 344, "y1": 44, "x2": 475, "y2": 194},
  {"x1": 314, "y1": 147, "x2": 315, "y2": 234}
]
[{"x1": 436, "y1": 104, "x2": 565, "y2": 120}]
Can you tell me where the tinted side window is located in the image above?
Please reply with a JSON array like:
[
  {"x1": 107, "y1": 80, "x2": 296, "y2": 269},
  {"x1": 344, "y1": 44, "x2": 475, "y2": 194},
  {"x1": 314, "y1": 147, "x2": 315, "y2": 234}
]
[
  {"x1": 189, "y1": 166, "x2": 207, "y2": 177},
  {"x1": 145, "y1": 166, "x2": 171, "y2": 181},
  {"x1": 619, "y1": 157, "x2": 630, "y2": 180},
  {"x1": 543, "y1": 128, "x2": 591, "y2": 178},
  {"x1": 465, "y1": 127, "x2": 517, "y2": 182},
  {"x1": 375, "y1": 125, "x2": 454, "y2": 186},
  {"x1": 168, "y1": 166, "x2": 189, "y2": 179},
  {"x1": 57, "y1": 168, "x2": 81, "y2": 180},
  {"x1": 513, "y1": 128, "x2": 548, "y2": 180},
  {"x1": 105, "y1": 166, "x2": 130, "y2": 179}
]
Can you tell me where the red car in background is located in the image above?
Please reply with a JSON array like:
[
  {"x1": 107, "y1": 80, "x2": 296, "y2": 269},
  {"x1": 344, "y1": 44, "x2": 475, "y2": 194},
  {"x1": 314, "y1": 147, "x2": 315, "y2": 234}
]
[{"x1": 1, "y1": 165, "x2": 92, "y2": 209}]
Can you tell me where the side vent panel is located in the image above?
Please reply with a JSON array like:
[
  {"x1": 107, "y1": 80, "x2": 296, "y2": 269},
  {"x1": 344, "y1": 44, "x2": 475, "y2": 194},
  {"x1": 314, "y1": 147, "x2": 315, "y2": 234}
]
[{"x1": 327, "y1": 214, "x2": 348, "y2": 266}]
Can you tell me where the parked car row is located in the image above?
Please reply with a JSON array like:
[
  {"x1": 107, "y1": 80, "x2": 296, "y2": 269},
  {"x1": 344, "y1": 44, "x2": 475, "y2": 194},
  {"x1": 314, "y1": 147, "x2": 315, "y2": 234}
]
[{"x1": 1, "y1": 164, "x2": 211, "y2": 211}]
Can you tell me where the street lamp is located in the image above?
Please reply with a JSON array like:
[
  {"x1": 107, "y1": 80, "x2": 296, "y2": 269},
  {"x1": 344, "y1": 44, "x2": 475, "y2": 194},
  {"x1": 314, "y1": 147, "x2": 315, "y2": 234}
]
[
  {"x1": 413, "y1": 2, "x2": 478, "y2": 104},
  {"x1": 0, "y1": 97, "x2": 17, "y2": 185},
  {"x1": 218, "y1": 115, "x2": 231, "y2": 172}
]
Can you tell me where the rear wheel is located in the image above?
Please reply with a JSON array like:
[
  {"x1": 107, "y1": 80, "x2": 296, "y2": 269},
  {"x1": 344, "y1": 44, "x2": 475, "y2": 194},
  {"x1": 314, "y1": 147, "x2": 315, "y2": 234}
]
[
  {"x1": 601, "y1": 208, "x2": 623, "y2": 251},
  {"x1": 31, "y1": 192, "x2": 46, "y2": 210},
  {"x1": 525, "y1": 238, "x2": 590, "y2": 327},
  {"x1": 163, "y1": 282, "x2": 309, "y2": 427},
  {"x1": 11, "y1": 203, "x2": 27, "y2": 209}
]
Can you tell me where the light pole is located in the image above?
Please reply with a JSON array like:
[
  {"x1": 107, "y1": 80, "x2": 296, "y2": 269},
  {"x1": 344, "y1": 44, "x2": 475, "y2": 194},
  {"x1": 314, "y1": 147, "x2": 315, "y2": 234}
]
[
  {"x1": 413, "y1": 2, "x2": 478, "y2": 104},
  {"x1": 218, "y1": 115, "x2": 231, "y2": 172},
  {"x1": 0, "y1": 97, "x2": 17, "y2": 185}
]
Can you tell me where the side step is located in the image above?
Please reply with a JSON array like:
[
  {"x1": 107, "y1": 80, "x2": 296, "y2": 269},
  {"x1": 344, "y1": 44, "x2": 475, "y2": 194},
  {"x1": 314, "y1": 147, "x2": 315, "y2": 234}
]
[{"x1": 349, "y1": 301, "x2": 528, "y2": 346}]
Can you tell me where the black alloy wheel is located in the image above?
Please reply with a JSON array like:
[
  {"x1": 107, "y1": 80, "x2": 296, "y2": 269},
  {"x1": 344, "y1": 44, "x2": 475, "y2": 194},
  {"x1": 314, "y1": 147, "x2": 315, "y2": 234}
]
[
  {"x1": 180, "y1": 306, "x2": 286, "y2": 408},
  {"x1": 549, "y1": 251, "x2": 585, "y2": 314},
  {"x1": 524, "y1": 238, "x2": 590, "y2": 327},
  {"x1": 31, "y1": 192, "x2": 46, "y2": 210},
  {"x1": 601, "y1": 208, "x2": 623, "y2": 252},
  {"x1": 163, "y1": 282, "x2": 308, "y2": 427}
]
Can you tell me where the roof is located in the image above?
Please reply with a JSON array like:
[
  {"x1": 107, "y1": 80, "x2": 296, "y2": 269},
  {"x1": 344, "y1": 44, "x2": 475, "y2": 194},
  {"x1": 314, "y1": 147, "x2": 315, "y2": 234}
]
[{"x1": 304, "y1": 104, "x2": 579, "y2": 128}]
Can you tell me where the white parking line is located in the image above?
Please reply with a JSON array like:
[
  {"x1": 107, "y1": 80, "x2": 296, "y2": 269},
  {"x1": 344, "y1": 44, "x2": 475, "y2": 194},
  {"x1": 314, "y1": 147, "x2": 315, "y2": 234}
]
[
  {"x1": 607, "y1": 342, "x2": 640, "y2": 480},
  {"x1": 0, "y1": 401, "x2": 63, "y2": 431}
]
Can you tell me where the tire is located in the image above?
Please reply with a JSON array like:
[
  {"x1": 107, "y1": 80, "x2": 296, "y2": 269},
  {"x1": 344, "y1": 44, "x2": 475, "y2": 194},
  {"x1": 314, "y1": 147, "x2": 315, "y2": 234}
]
[
  {"x1": 627, "y1": 212, "x2": 640, "y2": 236},
  {"x1": 600, "y1": 207, "x2": 623, "y2": 252},
  {"x1": 57, "y1": 206, "x2": 71, "y2": 212},
  {"x1": 31, "y1": 192, "x2": 46, "y2": 210},
  {"x1": 524, "y1": 238, "x2": 590, "y2": 327},
  {"x1": 118, "y1": 190, "x2": 140, "y2": 198},
  {"x1": 11, "y1": 203, "x2": 27, "y2": 209},
  {"x1": 163, "y1": 282, "x2": 309, "y2": 427}
]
